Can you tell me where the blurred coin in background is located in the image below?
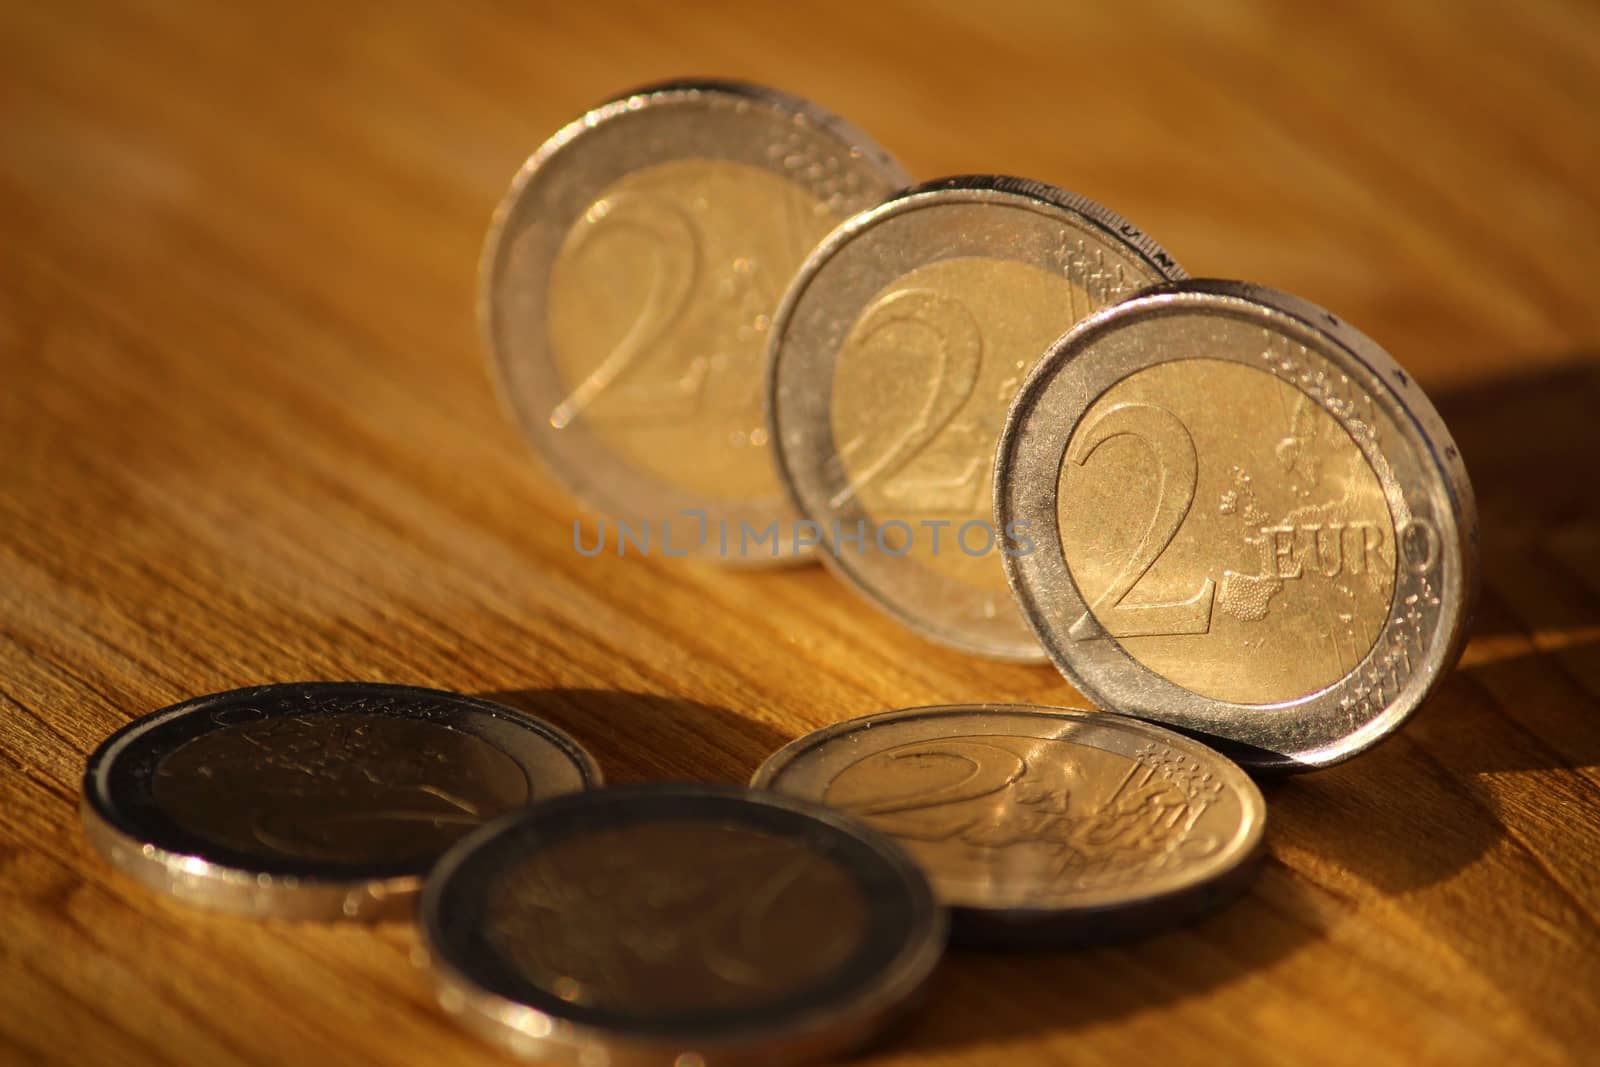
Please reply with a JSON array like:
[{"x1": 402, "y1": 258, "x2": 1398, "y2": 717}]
[
  {"x1": 767, "y1": 176, "x2": 1185, "y2": 655},
  {"x1": 483, "y1": 80, "x2": 909, "y2": 563}
]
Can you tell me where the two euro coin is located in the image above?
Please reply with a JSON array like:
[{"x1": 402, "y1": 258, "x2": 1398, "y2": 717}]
[
  {"x1": 997, "y1": 281, "x2": 1477, "y2": 768},
  {"x1": 754, "y1": 704, "x2": 1265, "y2": 946},
  {"x1": 767, "y1": 176, "x2": 1186, "y2": 658},
  {"x1": 421, "y1": 784, "x2": 944, "y2": 1066},
  {"x1": 483, "y1": 80, "x2": 909, "y2": 563},
  {"x1": 81, "y1": 683, "x2": 600, "y2": 919}
]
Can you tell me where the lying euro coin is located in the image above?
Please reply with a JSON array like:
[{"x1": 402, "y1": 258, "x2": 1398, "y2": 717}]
[
  {"x1": 81, "y1": 682, "x2": 600, "y2": 919},
  {"x1": 421, "y1": 784, "x2": 944, "y2": 1065},
  {"x1": 754, "y1": 704, "x2": 1264, "y2": 946}
]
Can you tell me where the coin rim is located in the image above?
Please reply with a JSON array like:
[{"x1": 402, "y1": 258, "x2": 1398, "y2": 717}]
[
  {"x1": 995, "y1": 280, "x2": 1479, "y2": 769},
  {"x1": 764, "y1": 175, "x2": 1187, "y2": 659},
  {"x1": 80, "y1": 682, "x2": 603, "y2": 920},
  {"x1": 419, "y1": 782, "x2": 946, "y2": 1064},
  {"x1": 751, "y1": 702, "x2": 1266, "y2": 941},
  {"x1": 479, "y1": 78, "x2": 912, "y2": 566}
]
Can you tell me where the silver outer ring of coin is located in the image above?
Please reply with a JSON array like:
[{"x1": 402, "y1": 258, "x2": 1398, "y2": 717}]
[
  {"x1": 765, "y1": 176, "x2": 1187, "y2": 659},
  {"x1": 481, "y1": 79, "x2": 911, "y2": 566},
  {"x1": 752, "y1": 704, "x2": 1265, "y2": 946},
  {"x1": 420, "y1": 783, "x2": 946, "y2": 1066},
  {"x1": 80, "y1": 682, "x2": 603, "y2": 920},
  {"x1": 996, "y1": 280, "x2": 1479, "y2": 770}
]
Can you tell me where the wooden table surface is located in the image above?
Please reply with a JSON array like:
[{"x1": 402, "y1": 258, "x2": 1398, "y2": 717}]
[{"x1": 4, "y1": 2, "x2": 1599, "y2": 1064}]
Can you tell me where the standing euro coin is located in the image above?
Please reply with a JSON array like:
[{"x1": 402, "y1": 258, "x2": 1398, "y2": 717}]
[
  {"x1": 422, "y1": 784, "x2": 945, "y2": 1066},
  {"x1": 81, "y1": 683, "x2": 601, "y2": 919},
  {"x1": 753, "y1": 704, "x2": 1264, "y2": 945},
  {"x1": 483, "y1": 81, "x2": 909, "y2": 562},
  {"x1": 767, "y1": 176, "x2": 1186, "y2": 657},
  {"x1": 997, "y1": 281, "x2": 1478, "y2": 768}
]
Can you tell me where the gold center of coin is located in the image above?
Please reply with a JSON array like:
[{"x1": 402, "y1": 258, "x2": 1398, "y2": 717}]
[
  {"x1": 153, "y1": 714, "x2": 531, "y2": 863},
  {"x1": 1057, "y1": 358, "x2": 1396, "y2": 704},
  {"x1": 821, "y1": 733, "x2": 1239, "y2": 904},
  {"x1": 831, "y1": 256, "x2": 1092, "y2": 593},
  {"x1": 547, "y1": 158, "x2": 834, "y2": 501},
  {"x1": 485, "y1": 821, "x2": 866, "y2": 1017}
]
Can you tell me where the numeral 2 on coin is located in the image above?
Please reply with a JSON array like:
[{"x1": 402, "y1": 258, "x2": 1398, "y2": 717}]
[
  {"x1": 1067, "y1": 403, "x2": 1216, "y2": 640},
  {"x1": 549, "y1": 193, "x2": 701, "y2": 428},
  {"x1": 830, "y1": 289, "x2": 985, "y2": 512}
]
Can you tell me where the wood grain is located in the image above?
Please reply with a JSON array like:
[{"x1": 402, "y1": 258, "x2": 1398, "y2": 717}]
[{"x1": 3, "y1": 1, "x2": 1598, "y2": 1064}]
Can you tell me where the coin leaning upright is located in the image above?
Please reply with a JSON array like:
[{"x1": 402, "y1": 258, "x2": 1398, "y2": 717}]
[
  {"x1": 997, "y1": 280, "x2": 1478, "y2": 769},
  {"x1": 81, "y1": 683, "x2": 601, "y2": 919},
  {"x1": 421, "y1": 784, "x2": 945, "y2": 1066},
  {"x1": 482, "y1": 80, "x2": 910, "y2": 563},
  {"x1": 753, "y1": 704, "x2": 1265, "y2": 945},
  {"x1": 766, "y1": 176, "x2": 1186, "y2": 658}
]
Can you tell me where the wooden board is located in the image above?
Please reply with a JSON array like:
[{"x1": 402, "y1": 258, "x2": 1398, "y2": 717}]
[{"x1": 3, "y1": 1, "x2": 1598, "y2": 1063}]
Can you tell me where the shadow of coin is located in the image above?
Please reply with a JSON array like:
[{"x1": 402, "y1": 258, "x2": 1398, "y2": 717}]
[
  {"x1": 895, "y1": 712, "x2": 1509, "y2": 1052},
  {"x1": 894, "y1": 860, "x2": 1323, "y2": 1052},
  {"x1": 1265, "y1": 719, "x2": 1501, "y2": 899},
  {"x1": 478, "y1": 688, "x2": 790, "y2": 783},
  {"x1": 1432, "y1": 360, "x2": 1600, "y2": 643},
  {"x1": 1273, "y1": 671, "x2": 1599, "y2": 1048},
  {"x1": 1439, "y1": 644, "x2": 1600, "y2": 768}
]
